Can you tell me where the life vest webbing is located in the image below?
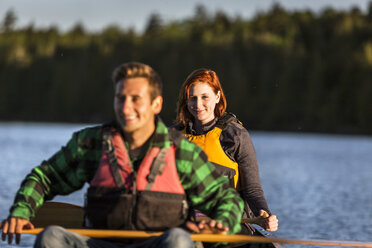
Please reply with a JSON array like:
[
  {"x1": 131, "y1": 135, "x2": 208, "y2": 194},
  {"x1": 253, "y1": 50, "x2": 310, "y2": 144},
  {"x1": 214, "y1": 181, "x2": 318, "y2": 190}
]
[
  {"x1": 102, "y1": 128, "x2": 125, "y2": 188},
  {"x1": 216, "y1": 112, "x2": 243, "y2": 130},
  {"x1": 102, "y1": 128, "x2": 138, "y2": 229},
  {"x1": 145, "y1": 147, "x2": 169, "y2": 191}
]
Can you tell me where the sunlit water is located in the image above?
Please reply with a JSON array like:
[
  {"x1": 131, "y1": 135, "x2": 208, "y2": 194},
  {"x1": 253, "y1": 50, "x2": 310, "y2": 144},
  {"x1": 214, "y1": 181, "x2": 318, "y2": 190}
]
[{"x1": 1, "y1": 122, "x2": 372, "y2": 248}]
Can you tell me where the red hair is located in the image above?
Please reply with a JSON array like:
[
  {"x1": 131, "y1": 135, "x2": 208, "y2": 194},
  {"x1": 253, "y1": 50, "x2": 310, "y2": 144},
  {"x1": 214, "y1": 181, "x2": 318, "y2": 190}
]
[{"x1": 176, "y1": 68, "x2": 227, "y2": 126}]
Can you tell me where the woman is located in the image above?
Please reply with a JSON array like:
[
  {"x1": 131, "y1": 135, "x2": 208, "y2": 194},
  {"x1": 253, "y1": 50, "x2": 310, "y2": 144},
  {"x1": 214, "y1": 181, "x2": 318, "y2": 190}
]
[{"x1": 172, "y1": 68, "x2": 278, "y2": 234}]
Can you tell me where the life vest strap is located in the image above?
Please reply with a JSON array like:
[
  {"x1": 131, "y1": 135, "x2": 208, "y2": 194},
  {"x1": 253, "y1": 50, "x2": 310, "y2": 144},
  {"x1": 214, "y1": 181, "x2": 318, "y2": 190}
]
[
  {"x1": 103, "y1": 128, "x2": 125, "y2": 188},
  {"x1": 216, "y1": 112, "x2": 243, "y2": 130},
  {"x1": 145, "y1": 147, "x2": 169, "y2": 190}
]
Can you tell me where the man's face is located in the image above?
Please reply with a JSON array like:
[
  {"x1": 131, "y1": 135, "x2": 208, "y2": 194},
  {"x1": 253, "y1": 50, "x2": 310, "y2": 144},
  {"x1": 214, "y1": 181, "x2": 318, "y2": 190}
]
[{"x1": 114, "y1": 77, "x2": 162, "y2": 136}]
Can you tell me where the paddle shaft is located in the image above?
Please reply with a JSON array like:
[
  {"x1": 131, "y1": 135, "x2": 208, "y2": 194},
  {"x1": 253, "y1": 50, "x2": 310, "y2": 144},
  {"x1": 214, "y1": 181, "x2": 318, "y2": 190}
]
[
  {"x1": 22, "y1": 228, "x2": 372, "y2": 247},
  {"x1": 27, "y1": 202, "x2": 372, "y2": 246}
]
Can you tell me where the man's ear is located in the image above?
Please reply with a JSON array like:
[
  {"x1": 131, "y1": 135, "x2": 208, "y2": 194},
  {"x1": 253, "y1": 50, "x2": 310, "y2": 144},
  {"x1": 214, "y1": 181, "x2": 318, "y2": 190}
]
[{"x1": 152, "y1": 96, "x2": 163, "y2": 114}]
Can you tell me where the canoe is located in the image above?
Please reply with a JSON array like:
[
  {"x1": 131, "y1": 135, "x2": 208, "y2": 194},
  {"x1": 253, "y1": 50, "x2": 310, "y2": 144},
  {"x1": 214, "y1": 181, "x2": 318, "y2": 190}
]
[
  {"x1": 26, "y1": 203, "x2": 372, "y2": 247},
  {"x1": 30, "y1": 201, "x2": 281, "y2": 247}
]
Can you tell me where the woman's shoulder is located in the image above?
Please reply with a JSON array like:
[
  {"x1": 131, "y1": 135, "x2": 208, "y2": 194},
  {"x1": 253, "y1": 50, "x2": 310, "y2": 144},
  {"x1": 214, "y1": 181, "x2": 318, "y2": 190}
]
[
  {"x1": 223, "y1": 120, "x2": 250, "y2": 137},
  {"x1": 218, "y1": 113, "x2": 248, "y2": 133}
]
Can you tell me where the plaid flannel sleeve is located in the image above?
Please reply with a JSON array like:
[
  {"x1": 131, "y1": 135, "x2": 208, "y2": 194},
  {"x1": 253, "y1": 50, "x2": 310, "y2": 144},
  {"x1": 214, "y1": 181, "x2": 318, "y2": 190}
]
[
  {"x1": 9, "y1": 126, "x2": 102, "y2": 221},
  {"x1": 175, "y1": 138, "x2": 244, "y2": 234}
]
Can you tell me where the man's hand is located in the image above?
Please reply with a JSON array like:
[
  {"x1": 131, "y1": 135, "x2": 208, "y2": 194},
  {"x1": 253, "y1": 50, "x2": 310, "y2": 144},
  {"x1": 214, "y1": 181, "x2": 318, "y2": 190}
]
[
  {"x1": 1, "y1": 217, "x2": 34, "y2": 244},
  {"x1": 185, "y1": 219, "x2": 229, "y2": 234},
  {"x1": 258, "y1": 210, "x2": 278, "y2": 232}
]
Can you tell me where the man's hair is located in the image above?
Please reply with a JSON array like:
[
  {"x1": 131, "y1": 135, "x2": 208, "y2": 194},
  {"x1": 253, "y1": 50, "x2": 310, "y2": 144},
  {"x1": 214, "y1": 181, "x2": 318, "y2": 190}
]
[
  {"x1": 112, "y1": 62, "x2": 162, "y2": 100},
  {"x1": 176, "y1": 68, "x2": 227, "y2": 126}
]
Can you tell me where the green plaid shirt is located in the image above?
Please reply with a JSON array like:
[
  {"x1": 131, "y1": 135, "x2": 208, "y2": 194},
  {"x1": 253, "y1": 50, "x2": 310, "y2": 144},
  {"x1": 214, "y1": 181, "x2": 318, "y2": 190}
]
[{"x1": 10, "y1": 119, "x2": 243, "y2": 233}]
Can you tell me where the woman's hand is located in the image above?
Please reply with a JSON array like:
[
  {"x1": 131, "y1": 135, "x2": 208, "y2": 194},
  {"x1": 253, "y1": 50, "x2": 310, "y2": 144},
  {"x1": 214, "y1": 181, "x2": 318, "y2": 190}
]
[{"x1": 258, "y1": 210, "x2": 278, "y2": 232}]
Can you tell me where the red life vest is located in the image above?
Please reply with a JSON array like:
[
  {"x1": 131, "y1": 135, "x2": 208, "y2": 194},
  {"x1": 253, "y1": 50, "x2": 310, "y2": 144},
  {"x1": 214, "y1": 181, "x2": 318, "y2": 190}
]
[{"x1": 85, "y1": 127, "x2": 189, "y2": 230}]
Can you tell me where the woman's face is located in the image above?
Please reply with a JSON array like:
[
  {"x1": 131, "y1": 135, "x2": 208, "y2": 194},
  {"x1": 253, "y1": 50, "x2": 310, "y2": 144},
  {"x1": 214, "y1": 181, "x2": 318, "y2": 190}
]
[{"x1": 187, "y1": 82, "x2": 220, "y2": 125}]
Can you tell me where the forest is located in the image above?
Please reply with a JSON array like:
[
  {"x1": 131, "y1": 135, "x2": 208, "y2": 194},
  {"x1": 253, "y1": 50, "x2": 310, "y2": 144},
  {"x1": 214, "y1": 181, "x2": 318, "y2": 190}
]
[{"x1": 1, "y1": 3, "x2": 372, "y2": 135}]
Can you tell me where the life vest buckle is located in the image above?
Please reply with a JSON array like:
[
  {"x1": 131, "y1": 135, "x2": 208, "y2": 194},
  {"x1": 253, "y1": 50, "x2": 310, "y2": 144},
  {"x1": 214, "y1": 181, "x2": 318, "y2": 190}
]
[{"x1": 103, "y1": 138, "x2": 113, "y2": 152}]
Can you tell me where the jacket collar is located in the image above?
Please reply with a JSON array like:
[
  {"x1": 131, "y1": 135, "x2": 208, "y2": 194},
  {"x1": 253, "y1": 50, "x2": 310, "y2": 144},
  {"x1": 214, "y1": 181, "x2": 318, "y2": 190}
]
[{"x1": 186, "y1": 117, "x2": 218, "y2": 135}]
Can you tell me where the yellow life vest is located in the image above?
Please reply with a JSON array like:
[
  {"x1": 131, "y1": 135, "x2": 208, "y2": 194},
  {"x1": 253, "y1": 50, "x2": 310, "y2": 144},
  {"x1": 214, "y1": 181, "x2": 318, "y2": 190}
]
[{"x1": 185, "y1": 113, "x2": 242, "y2": 189}]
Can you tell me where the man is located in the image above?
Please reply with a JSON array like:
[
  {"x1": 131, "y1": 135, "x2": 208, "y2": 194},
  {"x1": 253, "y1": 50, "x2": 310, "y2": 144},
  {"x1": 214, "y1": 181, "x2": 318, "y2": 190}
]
[{"x1": 1, "y1": 62, "x2": 244, "y2": 248}]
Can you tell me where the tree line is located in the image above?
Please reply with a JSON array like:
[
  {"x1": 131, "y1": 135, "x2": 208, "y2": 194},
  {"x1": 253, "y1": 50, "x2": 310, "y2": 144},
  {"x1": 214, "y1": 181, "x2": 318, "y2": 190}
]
[{"x1": 1, "y1": 3, "x2": 372, "y2": 135}]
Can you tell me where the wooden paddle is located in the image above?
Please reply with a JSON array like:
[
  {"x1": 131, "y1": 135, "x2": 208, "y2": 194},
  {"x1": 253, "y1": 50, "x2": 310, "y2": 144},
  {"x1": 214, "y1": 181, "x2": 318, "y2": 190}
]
[
  {"x1": 21, "y1": 228, "x2": 372, "y2": 246},
  {"x1": 27, "y1": 202, "x2": 372, "y2": 246}
]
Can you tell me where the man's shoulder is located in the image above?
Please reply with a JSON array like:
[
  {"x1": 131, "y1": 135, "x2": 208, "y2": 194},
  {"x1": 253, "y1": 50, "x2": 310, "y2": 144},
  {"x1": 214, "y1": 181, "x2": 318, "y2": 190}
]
[
  {"x1": 75, "y1": 124, "x2": 103, "y2": 138},
  {"x1": 168, "y1": 127, "x2": 201, "y2": 151},
  {"x1": 168, "y1": 127, "x2": 208, "y2": 171},
  {"x1": 167, "y1": 127, "x2": 185, "y2": 146},
  {"x1": 70, "y1": 124, "x2": 105, "y2": 151}
]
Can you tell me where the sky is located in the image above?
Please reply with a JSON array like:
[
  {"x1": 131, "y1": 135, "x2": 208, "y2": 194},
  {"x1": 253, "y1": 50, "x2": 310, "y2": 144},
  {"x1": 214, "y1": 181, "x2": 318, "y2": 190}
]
[{"x1": 0, "y1": 0, "x2": 371, "y2": 33}]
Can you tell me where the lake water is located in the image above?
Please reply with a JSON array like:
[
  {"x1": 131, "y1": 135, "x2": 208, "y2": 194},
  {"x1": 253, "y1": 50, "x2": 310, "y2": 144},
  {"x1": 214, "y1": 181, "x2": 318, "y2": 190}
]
[{"x1": 1, "y1": 122, "x2": 372, "y2": 248}]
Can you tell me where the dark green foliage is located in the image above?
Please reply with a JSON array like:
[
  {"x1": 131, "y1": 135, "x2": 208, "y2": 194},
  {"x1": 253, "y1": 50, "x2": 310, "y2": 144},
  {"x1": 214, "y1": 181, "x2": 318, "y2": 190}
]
[{"x1": 1, "y1": 3, "x2": 372, "y2": 135}]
